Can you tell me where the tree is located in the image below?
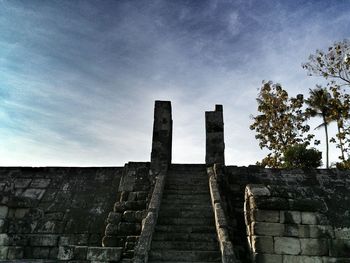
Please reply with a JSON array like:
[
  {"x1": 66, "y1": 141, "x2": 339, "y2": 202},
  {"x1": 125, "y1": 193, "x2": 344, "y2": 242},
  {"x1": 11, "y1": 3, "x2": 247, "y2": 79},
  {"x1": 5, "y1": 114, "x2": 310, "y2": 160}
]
[
  {"x1": 302, "y1": 39, "x2": 350, "y2": 87},
  {"x1": 283, "y1": 143, "x2": 322, "y2": 169},
  {"x1": 305, "y1": 87, "x2": 332, "y2": 168},
  {"x1": 328, "y1": 85, "x2": 350, "y2": 161},
  {"x1": 250, "y1": 81, "x2": 313, "y2": 168}
]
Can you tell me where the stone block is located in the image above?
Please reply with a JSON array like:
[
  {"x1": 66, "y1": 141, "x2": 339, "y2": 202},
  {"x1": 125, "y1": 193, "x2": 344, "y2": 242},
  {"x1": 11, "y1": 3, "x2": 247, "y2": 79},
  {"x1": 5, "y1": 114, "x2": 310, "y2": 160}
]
[
  {"x1": 284, "y1": 224, "x2": 299, "y2": 237},
  {"x1": 0, "y1": 233, "x2": 9, "y2": 245},
  {"x1": 73, "y1": 246, "x2": 88, "y2": 260},
  {"x1": 36, "y1": 220, "x2": 64, "y2": 233},
  {"x1": 251, "y1": 222, "x2": 284, "y2": 236},
  {"x1": 14, "y1": 179, "x2": 32, "y2": 188},
  {"x1": 334, "y1": 227, "x2": 350, "y2": 239},
  {"x1": 250, "y1": 196, "x2": 289, "y2": 210},
  {"x1": 58, "y1": 246, "x2": 74, "y2": 260},
  {"x1": 32, "y1": 246, "x2": 50, "y2": 258},
  {"x1": 289, "y1": 199, "x2": 327, "y2": 212},
  {"x1": 118, "y1": 222, "x2": 141, "y2": 235},
  {"x1": 300, "y1": 238, "x2": 328, "y2": 256},
  {"x1": 246, "y1": 184, "x2": 271, "y2": 197},
  {"x1": 253, "y1": 210, "x2": 280, "y2": 223},
  {"x1": 299, "y1": 225, "x2": 334, "y2": 238},
  {"x1": 30, "y1": 235, "x2": 59, "y2": 246},
  {"x1": 102, "y1": 236, "x2": 125, "y2": 247},
  {"x1": 0, "y1": 219, "x2": 6, "y2": 232},
  {"x1": 22, "y1": 189, "x2": 45, "y2": 200},
  {"x1": 0, "y1": 205, "x2": 8, "y2": 218},
  {"x1": 7, "y1": 246, "x2": 24, "y2": 260},
  {"x1": 282, "y1": 255, "x2": 323, "y2": 263},
  {"x1": 30, "y1": 178, "x2": 51, "y2": 188},
  {"x1": 274, "y1": 237, "x2": 301, "y2": 255},
  {"x1": 214, "y1": 203, "x2": 228, "y2": 227},
  {"x1": 253, "y1": 253, "x2": 282, "y2": 263},
  {"x1": 48, "y1": 247, "x2": 58, "y2": 259},
  {"x1": 114, "y1": 202, "x2": 126, "y2": 212},
  {"x1": 125, "y1": 200, "x2": 147, "y2": 210},
  {"x1": 280, "y1": 211, "x2": 301, "y2": 224},
  {"x1": 14, "y1": 208, "x2": 29, "y2": 218},
  {"x1": 86, "y1": 247, "x2": 122, "y2": 261},
  {"x1": 105, "y1": 223, "x2": 119, "y2": 236},
  {"x1": 251, "y1": 235, "x2": 273, "y2": 253},
  {"x1": 301, "y1": 212, "x2": 328, "y2": 225},
  {"x1": 0, "y1": 246, "x2": 8, "y2": 260},
  {"x1": 329, "y1": 239, "x2": 350, "y2": 257}
]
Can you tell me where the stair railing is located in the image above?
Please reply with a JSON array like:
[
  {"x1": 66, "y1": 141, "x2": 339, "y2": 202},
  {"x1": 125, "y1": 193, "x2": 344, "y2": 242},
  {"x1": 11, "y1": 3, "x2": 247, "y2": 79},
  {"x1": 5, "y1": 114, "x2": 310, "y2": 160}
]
[{"x1": 208, "y1": 164, "x2": 240, "y2": 263}]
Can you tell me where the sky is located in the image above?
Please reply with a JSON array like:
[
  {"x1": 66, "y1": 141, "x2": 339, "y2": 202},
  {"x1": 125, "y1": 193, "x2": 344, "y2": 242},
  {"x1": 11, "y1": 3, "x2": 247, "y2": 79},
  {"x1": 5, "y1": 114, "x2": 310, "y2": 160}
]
[{"x1": 1, "y1": 0, "x2": 350, "y2": 167}]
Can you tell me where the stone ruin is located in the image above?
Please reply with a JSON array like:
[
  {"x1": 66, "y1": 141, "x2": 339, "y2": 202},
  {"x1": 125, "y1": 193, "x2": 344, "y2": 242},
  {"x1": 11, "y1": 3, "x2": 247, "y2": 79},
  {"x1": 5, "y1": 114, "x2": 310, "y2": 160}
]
[{"x1": 0, "y1": 100, "x2": 350, "y2": 263}]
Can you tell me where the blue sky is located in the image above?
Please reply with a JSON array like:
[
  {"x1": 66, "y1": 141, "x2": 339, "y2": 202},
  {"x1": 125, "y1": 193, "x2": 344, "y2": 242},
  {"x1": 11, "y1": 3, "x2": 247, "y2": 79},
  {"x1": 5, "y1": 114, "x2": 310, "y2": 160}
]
[{"x1": 1, "y1": 0, "x2": 350, "y2": 166}]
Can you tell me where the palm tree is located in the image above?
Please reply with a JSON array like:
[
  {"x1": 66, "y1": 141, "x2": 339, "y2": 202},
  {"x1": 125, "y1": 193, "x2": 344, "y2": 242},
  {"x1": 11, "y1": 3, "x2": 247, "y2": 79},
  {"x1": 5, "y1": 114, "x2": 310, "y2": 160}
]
[{"x1": 305, "y1": 87, "x2": 332, "y2": 168}]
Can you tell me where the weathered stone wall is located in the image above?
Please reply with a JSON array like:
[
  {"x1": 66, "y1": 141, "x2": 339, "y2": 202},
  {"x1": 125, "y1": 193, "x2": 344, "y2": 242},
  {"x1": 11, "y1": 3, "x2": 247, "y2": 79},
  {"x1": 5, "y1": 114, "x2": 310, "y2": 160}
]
[
  {"x1": 205, "y1": 105, "x2": 225, "y2": 166},
  {"x1": 245, "y1": 184, "x2": 350, "y2": 262},
  {"x1": 0, "y1": 166, "x2": 123, "y2": 261},
  {"x1": 220, "y1": 166, "x2": 350, "y2": 262}
]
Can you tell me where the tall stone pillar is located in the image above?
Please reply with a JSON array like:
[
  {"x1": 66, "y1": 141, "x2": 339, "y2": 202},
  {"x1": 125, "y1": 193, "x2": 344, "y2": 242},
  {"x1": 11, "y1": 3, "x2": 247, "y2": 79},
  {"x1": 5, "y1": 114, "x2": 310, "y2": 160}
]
[
  {"x1": 205, "y1": 105, "x2": 225, "y2": 166},
  {"x1": 150, "y1": 101, "x2": 173, "y2": 174}
]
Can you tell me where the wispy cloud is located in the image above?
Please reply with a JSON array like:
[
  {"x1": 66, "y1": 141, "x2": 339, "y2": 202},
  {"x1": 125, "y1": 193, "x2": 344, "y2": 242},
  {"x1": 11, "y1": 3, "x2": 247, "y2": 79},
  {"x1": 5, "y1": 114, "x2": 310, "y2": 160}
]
[{"x1": 0, "y1": 0, "x2": 349, "y2": 166}]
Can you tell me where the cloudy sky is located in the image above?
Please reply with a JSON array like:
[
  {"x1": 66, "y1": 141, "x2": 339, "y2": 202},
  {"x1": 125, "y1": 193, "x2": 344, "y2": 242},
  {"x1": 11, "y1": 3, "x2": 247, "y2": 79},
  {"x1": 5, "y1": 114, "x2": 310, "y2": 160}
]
[{"x1": 1, "y1": 0, "x2": 350, "y2": 167}]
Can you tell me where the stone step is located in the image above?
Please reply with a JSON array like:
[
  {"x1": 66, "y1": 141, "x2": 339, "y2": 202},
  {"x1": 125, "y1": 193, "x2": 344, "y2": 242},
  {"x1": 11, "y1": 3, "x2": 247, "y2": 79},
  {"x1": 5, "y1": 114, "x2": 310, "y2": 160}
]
[
  {"x1": 155, "y1": 225, "x2": 216, "y2": 233},
  {"x1": 165, "y1": 183, "x2": 208, "y2": 187},
  {"x1": 163, "y1": 189, "x2": 209, "y2": 195},
  {"x1": 157, "y1": 217, "x2": 215, "y2": 225},
  {"x1": 162, "y1": 193, "x2": 210, "y2": 200},
  {"x1": 159, "y1": 208, "x2": 213, "y2": 218},
  {"x1": 169, "y1": 164, "x2": 206, "y2": 171},
  {"x1": 167, "y1": 174, "x2": 206, "y2": 178},
  {"x1": 159, "y1": 203, "x2": 212, "y2": 210},
  {"x1": 151, "y1": 241, "x2": 220, "y2": 251},
  {"x1": 153, "y1": 232, "x2": 217, "y2": 242},
  {"x1": 149, "y1": 250, "x2": 221, "y2": 262},
  {"x1": 149, "y1": 261, "x2": 218, "y2": 263},
  {"x1": 160, "y1": 201, "x2": 211, "y2": 209}
]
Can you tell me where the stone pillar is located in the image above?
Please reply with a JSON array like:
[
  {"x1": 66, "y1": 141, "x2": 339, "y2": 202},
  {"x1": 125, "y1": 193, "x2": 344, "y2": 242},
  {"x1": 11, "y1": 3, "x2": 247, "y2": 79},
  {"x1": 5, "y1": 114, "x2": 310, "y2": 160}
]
[
  {"x1": 205, "y1": 105, "x2": 225, "y2": 166},
  {"x1": 150, "y1": 101, "x2": 172, "y2": 173}
]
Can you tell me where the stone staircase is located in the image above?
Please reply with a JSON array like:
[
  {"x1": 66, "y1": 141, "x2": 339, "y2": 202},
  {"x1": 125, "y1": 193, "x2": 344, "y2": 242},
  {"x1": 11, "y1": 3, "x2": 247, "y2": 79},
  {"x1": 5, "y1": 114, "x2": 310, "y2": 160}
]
[{"x1": 149, "y1": 164, "x2": 221, "y2": 262}]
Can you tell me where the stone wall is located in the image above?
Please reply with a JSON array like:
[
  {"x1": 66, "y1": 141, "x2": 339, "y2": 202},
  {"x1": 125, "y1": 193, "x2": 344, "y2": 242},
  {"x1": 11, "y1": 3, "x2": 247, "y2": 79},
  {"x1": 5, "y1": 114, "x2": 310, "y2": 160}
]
[
  {"x1": 220, "y1": 166, "x2": 350, "y2": 263},
  {"x1": 0, "y1": 166, "x2": 123, "y2": 261},
  {"x1": 245, "y1": 184, "x2": 350, "y2": 262}
]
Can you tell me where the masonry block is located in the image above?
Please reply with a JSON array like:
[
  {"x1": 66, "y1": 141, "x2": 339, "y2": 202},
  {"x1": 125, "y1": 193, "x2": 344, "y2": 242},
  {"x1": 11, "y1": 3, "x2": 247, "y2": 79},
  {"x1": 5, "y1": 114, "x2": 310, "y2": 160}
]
[
  {"x1": 280, "y1": 211, "x2": 301, "y2": 224},
  {"x1": 334, "y1": 227, "x2": 350, "y2": 239},
  {"x1": 251, "y1": 222, "x2": 284, "y2": 236},
  {"x1": 0, "y1": 246, "x2": 8, "y2": 259},
  {"x1": 58, "y1": 246, "x2": 74, "y2": 260},
  {"x1": 253, "y1": 253, "x2": 282, "y2": 263},
  {"x1": 300, "y1": 238, "x2": 328, "y2": 256},
  {"x1": 282, "y1": 255, "x2": 323, "y2": 262},
  {"x1": 251, "y1": 235, "x2": 273, "y2": 253},
  {"x1": 0, "y1": 206, "x2": 8, "y2": 218},
  {"x1": 274, "y1": 237, "x2": 301, "y2": 255},
  {"x1": 30, "y1": 234, "x2": 59, "y2": 246},
  {"x1": 253, "y1": 210, "x2": 280, "y2": 223},
  {"x1": 7, "y1": 246, "x2": 24, "y2": 259},
  {"x1": 86, "y1": 247, "x2": 122, "y2": 261}
]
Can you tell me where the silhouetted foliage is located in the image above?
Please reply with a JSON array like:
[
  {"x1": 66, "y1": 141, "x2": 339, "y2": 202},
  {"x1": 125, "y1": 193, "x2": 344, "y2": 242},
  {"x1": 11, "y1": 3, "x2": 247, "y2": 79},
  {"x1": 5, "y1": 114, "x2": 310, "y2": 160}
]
[
  {"x1": 302, "y1": 39, "x2": 350, "y2": 87},
  {"x1": 283, "y1": 144, "x2": 322, "y2": 169},
  {"x1": 305, "y1": 87, "x2": 332, "y2": 168},
  {"x1": 250, "y1": 81, "x2": 313, "y2": 168}
]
